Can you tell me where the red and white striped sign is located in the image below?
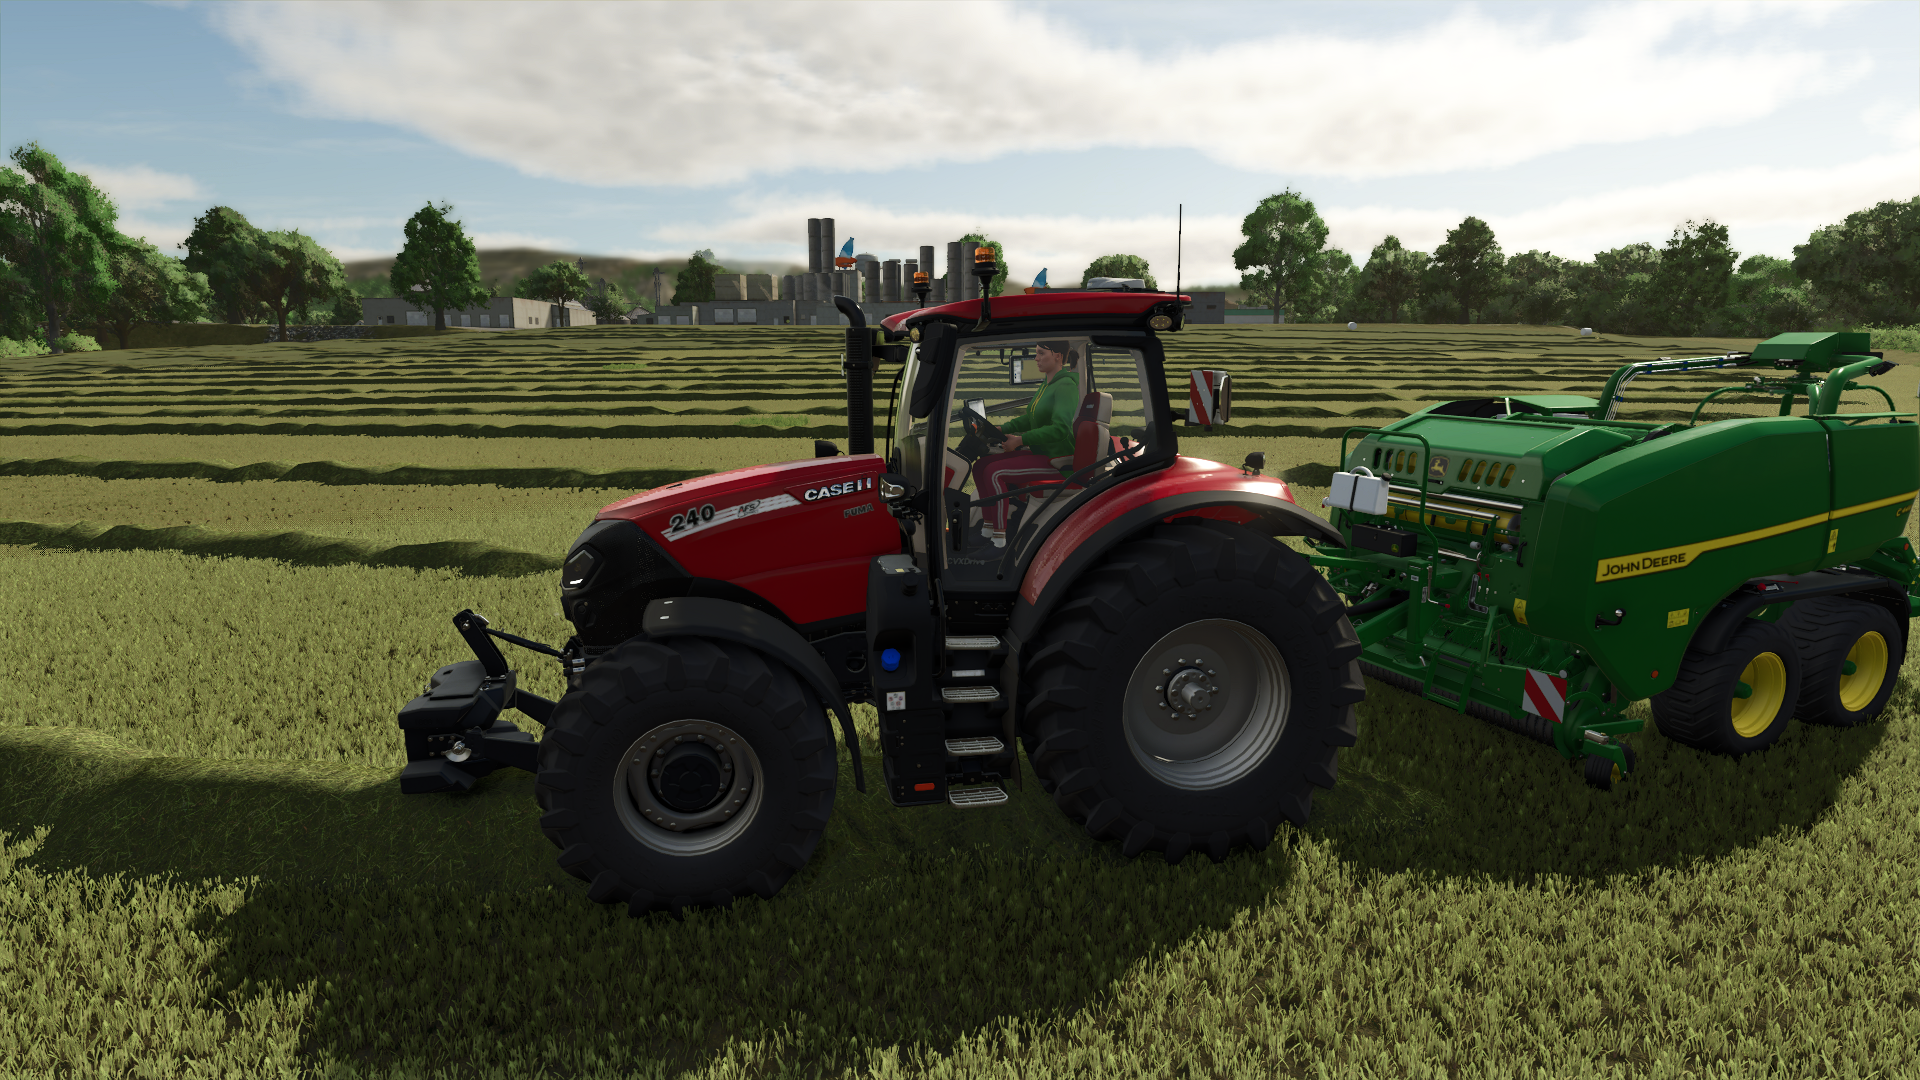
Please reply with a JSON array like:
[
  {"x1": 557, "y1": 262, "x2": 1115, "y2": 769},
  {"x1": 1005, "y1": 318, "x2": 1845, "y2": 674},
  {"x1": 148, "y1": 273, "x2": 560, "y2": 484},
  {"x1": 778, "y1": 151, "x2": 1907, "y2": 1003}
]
[
  {"x1": 1187, "y1": 369, "x2": 1231, "y2": 425},
  {"x1": 1521, "y1": 669, "x2": 1567, "y2": 723}
]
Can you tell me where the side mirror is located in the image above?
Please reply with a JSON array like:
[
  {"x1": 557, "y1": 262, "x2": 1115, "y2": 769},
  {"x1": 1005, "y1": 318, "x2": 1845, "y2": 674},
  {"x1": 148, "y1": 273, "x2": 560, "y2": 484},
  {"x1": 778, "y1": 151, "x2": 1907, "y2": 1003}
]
[{"x1": 1187, "y1": 369, "x2": 1232, "y2": 425}]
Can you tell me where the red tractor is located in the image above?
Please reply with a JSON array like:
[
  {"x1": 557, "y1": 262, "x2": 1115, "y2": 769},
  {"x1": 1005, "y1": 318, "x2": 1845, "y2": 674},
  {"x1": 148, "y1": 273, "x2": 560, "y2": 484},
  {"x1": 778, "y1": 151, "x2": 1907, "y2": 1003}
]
[{"x1": 397, "y1": 258, "x2": 1361, "y2": 914}]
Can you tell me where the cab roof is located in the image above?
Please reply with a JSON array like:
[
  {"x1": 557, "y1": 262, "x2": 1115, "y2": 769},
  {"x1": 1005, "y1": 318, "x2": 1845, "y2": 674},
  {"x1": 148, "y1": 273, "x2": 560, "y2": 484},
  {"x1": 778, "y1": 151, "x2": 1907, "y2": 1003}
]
[{"x1": 878, "y1": 291, "x2": 1189, "y2": 335}]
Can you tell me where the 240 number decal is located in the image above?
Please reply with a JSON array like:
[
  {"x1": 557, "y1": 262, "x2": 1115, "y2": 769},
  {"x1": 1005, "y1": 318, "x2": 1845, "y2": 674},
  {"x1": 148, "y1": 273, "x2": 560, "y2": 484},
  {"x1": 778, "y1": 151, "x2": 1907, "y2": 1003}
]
[{"x1": 666, "y1": 504, "x2": 716, "y2": 534}]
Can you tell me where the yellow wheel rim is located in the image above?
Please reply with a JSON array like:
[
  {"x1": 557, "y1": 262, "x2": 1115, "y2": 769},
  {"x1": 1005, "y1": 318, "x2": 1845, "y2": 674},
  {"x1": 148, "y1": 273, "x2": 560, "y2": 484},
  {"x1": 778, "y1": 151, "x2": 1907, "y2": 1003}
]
[
  {"x1": 1838, "y1": 631, "x2": 1890, "y2": 713},
  {"x1": 1730, "y1": 651, "x2": 1788, "y2": 739}
]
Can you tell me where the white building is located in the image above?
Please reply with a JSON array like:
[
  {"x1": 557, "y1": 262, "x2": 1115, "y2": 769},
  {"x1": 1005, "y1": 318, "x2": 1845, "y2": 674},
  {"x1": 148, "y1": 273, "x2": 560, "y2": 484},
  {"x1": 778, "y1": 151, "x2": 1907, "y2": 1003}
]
[{"x1": 358, "y1": 296, "x2": 593, "y2": 329}]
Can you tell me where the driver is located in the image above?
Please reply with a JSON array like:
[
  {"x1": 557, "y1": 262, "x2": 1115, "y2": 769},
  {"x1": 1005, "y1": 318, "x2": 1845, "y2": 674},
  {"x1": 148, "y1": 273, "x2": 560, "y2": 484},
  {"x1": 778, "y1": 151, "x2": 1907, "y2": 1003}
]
[{"x1": 972, "y1": 340, "x2": 1080, "y2": 547}]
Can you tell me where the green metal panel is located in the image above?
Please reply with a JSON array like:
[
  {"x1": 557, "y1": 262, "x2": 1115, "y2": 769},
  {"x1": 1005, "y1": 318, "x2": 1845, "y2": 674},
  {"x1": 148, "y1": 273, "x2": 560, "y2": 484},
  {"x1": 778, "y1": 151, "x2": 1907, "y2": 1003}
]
[
  {"x1": 1750, "y1": 331, "x2": 1873, "y2": 373},
  {"x1": 1521, "y1": 416, "x2": 1831, "y2": 697},
  {"x1": 1821, "y1": 419, "x2": 1920, "y2": 564},
  {"x1": 1345, "y1": 416, "x2": 1635, "y2": 502}
]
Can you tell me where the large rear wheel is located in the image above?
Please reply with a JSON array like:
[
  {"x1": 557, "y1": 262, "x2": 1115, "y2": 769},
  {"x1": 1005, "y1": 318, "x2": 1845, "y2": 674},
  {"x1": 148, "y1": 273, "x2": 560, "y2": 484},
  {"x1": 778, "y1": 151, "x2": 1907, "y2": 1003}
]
[
  {"x1": 1781, "y1": 596, "x2": 1902, "y2": 727},
  {"x1": 534, "y1": 637, "x2": 836, "y2": 915},
  {"x1": 1652, "y1": 619, "x2": 1801, "y2": 755},
  {"x1": 1020, "y1": 520, "x2": 1364, "y2": 863}
]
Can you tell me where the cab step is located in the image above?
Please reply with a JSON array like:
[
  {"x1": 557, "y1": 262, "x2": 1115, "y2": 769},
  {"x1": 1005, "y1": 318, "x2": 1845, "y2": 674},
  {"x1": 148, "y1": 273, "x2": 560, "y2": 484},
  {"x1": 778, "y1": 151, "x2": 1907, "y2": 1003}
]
[
  {"x1": 945, "y1": 635, "x2": 1001, "y2": 650},
  {"x1": 944, "y1": 736, "x2": 1005, "y2": 756},
  {"x1": 948, "y1": 784, "x2": 1009, "y2": 808},
  {"x1": 941, "y1": 686, "x2": 1001, "y2": 703}
]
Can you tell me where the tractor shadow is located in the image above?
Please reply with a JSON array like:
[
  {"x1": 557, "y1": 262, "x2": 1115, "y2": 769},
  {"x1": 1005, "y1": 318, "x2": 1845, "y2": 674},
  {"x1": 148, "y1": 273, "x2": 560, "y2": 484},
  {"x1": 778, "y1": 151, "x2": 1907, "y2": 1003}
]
[
  {"x1": 0, "y1": 724, "x2": 1300, "y2": 1076},
  {"x1": 1311, "y1": 676, "x2": 1898, "y2": 884}
]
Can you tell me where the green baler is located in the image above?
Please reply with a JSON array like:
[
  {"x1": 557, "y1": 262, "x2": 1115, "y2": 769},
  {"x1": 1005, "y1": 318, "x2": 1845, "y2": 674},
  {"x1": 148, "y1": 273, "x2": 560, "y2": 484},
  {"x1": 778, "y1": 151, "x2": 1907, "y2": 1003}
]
[{"x1": 1310, "y1": 332, "x2": 1918, "y2": 788}]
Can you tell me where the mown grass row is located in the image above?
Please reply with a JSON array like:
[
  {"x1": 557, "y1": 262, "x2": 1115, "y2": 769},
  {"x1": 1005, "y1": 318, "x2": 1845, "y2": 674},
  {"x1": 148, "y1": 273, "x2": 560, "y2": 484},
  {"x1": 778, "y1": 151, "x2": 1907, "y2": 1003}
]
[{"x1": 2, "y1": 549, "x2": 1916, "y2": 1077}]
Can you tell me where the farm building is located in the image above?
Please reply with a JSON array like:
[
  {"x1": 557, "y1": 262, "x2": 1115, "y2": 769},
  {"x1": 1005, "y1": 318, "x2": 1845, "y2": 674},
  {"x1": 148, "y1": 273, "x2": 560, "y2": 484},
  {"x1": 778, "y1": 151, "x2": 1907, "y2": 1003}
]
[{"x1": 358, "y1": 296, "x2": 593, "y2": 329}]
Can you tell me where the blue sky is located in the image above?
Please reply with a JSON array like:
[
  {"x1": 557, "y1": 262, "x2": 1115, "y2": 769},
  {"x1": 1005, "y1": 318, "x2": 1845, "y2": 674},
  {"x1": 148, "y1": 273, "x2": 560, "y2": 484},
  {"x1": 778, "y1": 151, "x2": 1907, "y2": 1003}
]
[{"x1": 2, "y1": 0, "x2": 1915, "y2": 287}]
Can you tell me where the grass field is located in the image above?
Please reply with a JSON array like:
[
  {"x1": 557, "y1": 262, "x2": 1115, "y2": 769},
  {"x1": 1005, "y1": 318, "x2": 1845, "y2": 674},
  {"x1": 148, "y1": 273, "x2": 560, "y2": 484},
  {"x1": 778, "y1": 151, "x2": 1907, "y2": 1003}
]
[{"x1": 2, "y1": 322, "x2": 1916, "y2": 1078}]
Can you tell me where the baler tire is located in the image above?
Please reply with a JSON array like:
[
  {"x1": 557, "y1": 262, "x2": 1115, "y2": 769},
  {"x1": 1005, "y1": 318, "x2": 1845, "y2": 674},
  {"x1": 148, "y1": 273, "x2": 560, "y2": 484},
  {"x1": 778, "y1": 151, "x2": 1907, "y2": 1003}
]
[
  {"x1": 532, "y1": 636, "x2": 836, "y2": 916},
  {"x1": 1781, "y1": 596, "x2": 1902, "y2": 727},
  {"x1": 1652, "y1": 619, "x2": 1801, "y2": 756},
  {"x1": 1019, "y1": 519, "x2": 1364, "y2": 862}
]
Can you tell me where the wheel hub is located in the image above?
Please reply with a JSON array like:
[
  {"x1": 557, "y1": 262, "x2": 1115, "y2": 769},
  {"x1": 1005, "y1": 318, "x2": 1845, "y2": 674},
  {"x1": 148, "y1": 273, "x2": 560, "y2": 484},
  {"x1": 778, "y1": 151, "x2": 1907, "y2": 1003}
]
[
  {"x1": 618, "y1": 720, "x2": 760, "y2": 852},
  {"x1": 1157, "y1": 664, "x2": 1220, "y2": 720},
  {"x1": 653, "y1": 737, "x2": 733, "y2": 812}
]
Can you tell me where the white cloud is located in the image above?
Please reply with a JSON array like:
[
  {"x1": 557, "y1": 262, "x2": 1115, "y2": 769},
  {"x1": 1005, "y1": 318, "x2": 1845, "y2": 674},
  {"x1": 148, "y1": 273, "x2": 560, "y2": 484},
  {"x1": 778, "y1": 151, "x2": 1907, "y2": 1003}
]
[
  {"x1": 211, "y1": 1, "x2": 1859, "y2": 187},
  {"x1": 639, "y1": 149, "x2": 1918, "y2": 286},
  {"x1": 71, "y1": 162, "x2": 202, "y2": 210}
]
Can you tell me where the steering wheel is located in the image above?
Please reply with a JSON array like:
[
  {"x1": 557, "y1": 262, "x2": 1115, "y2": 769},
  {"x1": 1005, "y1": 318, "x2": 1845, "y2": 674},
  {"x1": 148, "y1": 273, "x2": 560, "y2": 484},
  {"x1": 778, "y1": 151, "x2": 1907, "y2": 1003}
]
[{"x1": 960, "y1": 408, "x2": 1005, "y2": 447}]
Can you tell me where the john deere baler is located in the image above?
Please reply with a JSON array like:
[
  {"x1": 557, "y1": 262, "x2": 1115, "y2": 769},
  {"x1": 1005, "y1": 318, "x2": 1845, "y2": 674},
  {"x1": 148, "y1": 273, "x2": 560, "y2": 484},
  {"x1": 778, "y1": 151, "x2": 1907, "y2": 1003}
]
[{"x1": 1311, "y1": 332, "x2": 1920, "y2": 787}]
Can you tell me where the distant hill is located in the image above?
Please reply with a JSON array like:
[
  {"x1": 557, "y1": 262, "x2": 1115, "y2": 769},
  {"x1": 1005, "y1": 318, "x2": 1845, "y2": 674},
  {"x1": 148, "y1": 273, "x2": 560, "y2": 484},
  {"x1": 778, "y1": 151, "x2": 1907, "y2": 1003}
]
[{"x1": 343, "y1": 248, "x2": 809, "y2": 298}]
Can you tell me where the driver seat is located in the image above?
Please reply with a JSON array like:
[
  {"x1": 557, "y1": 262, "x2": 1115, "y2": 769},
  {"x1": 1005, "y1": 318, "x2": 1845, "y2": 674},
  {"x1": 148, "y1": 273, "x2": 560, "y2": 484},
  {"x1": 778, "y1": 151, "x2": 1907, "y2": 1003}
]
[{"x1": 1050, "y1": 391, "x2": 1113, "y2": 474}]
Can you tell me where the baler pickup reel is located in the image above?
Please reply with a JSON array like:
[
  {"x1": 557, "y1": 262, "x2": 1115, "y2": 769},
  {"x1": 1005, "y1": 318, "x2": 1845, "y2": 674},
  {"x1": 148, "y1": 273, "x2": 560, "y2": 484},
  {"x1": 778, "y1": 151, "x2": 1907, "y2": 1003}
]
[{"x1": 396, "y1": 610, "x2": 561, "y2": 794}]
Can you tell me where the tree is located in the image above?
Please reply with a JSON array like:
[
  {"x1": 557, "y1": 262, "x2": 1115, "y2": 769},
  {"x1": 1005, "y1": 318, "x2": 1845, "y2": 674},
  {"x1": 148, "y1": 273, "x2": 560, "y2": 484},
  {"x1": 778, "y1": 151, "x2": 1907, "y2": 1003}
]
[
  {"x1": 1360, "y1": 236, "x2": 1427, "y2": 322},
  {"x1": 1647, "y1": 219, "x2": 1736, "y2": 335},
  {"x1": 181, "y1": 206, "x2": 268, "y2": 324},
  {"x1": 962, "y1": 232, "x2": 1008, "y2": 297},
  {"x1": 0, "y1": 143, "x2": 119, "y2": 353},
  {"x1": 1233, "y1": 189, "x2": 1330, "y2": 323},
  {"x1": 1503, "y1": 250, "x2": 1574, "y2": 326},
  {"x1": 1793, "y1": 197, "x2": 1920, "y2": 326},
  {"x1": 1723, "y1": 255, "x2": 1821, "y2": 338},
  {"x1": 1430, "y1": 216, "x2": 1504, "y2": 323},
  {"x1": 582, "y1": 282, "x2": 630, "y2": 323},
  {"x1": 389, "y1": 202, "x2": 487, "y2": 332},
  {"x1": 1565, "y1": 243, "x2": 1661, "y2": 334},
  {"x1": 254, "y1": 229, "x2": 347, "y2": 341},
  {"x1": 91, "y1": 237, "x2": 211, "y2": 348},
  {"x1": 527, "y1": 259, "x2": 593, "y2": 322},
  {"x1": 669, "y1": 252, "x2": 719, "y2": 305},
  {"x1": 1081, "y1": 254, "x2": 1156, "y2": 290}
]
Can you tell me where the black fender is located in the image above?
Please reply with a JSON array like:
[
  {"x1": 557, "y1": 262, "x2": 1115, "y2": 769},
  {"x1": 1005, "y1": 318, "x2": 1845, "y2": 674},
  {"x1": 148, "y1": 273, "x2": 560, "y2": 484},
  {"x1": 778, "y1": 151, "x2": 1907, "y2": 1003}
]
[
  {"x1": 1691, "y1": 570, "x2": 1905, "y2": 656},
  {"x1": 641, "y1": 596, "x2": 866, "y2": 793}
]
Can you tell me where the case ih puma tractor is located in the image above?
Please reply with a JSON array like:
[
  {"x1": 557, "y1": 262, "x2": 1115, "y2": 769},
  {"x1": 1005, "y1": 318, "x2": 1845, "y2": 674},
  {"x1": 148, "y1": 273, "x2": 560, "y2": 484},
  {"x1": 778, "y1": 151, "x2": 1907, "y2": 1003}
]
[{"x1": 395, "y1": 245, "x2": 1918, "y2": 913}]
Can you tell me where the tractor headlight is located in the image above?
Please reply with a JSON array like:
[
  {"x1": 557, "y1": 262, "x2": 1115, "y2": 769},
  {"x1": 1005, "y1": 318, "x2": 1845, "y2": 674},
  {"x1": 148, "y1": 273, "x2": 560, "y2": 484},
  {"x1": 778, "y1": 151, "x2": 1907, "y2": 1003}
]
[{"x1": 562, "y1": 547, "x2": 600, "y2": 591}]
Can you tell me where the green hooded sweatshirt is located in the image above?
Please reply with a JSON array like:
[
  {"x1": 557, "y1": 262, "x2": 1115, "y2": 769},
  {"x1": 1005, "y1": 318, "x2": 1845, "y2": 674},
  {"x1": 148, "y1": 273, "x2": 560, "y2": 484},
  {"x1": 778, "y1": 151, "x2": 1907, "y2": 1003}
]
[{"x1": 1000, "y1": 370, "x2": 1081, "y2": 459}]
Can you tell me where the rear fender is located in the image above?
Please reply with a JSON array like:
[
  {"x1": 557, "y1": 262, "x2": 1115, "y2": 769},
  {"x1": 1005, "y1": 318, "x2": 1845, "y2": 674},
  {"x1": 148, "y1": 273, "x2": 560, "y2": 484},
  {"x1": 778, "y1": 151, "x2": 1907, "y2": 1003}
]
[{"x1": 1008, "y1": 472, "x2": 1341, "y2": 644}]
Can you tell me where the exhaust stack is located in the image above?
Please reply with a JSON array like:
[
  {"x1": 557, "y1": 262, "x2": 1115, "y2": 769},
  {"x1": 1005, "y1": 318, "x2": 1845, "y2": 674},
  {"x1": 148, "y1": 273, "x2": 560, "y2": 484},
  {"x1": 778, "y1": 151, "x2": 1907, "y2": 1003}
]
[{"x1": 834, "y1": 295, "x2": 874, "y2": 455}]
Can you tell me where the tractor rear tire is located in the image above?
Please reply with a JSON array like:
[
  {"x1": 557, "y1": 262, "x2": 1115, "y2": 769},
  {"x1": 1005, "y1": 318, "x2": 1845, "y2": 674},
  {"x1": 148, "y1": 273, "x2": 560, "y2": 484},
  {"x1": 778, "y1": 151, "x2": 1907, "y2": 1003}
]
[
  {"x1": 1652, "y1": 619, "x2": 1801, "y2": 755},
  {"x1": 533, "y1": 636, "x2": 836, "y2": 915},
  {"x1": 1781, "y1": 596, "x2": 1902, "y2": 727},
  {"x1": 1019, "y1": 520, "x2": 1364, "y2": 862}
]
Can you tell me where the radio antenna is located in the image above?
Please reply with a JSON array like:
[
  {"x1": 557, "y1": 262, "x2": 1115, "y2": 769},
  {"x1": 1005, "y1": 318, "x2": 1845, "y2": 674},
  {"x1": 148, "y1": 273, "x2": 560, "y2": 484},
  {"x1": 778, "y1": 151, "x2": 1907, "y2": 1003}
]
[{"x1": 1175, "y1": 203, "x2": 1182, "y2": 298}]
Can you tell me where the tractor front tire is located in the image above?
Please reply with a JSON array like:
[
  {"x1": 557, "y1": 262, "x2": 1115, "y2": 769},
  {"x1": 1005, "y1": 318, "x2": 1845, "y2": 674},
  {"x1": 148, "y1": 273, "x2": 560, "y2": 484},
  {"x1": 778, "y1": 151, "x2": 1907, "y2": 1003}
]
[
  {"x1": 1020, "y1": 520, "x2": 1364, "y2": 862},
  {"x1": 1652, "y1": 619, "x2": 1801, "y2": 755},
  {"x1": 533, "y1": 637, "x2": 836, "y2": 915},
  {"x1": 1781, "y1": 596, "x2": 1902, "y2": 727}
]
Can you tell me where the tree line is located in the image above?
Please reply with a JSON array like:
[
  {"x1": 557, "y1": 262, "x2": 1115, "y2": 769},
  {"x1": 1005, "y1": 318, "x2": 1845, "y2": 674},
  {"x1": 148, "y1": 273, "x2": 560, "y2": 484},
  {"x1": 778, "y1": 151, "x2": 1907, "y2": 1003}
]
[
  {"x1": 1228, "y1": 189, "x2": 1919, "y2": 334},
  {"x1": 1, "y1": 145, "x2": 639, "y2": 353}
]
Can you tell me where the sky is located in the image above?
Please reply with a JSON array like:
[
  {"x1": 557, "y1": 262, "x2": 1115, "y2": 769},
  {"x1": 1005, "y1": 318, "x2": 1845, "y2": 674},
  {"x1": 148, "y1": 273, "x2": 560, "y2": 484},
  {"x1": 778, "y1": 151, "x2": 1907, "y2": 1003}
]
[{"x1": 2, "y1": 0, "x2": 1915, "y2": 288}]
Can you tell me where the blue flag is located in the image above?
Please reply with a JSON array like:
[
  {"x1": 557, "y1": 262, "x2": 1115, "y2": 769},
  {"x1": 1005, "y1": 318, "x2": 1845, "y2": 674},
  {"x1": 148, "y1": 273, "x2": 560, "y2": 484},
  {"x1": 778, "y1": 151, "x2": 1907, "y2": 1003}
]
[
  {"x1": 1033, "y1": 268, "x2": 1048, "y2": 288},
  {"x1": 839, "y1": 237, "x2": 854, "y2": 258}
]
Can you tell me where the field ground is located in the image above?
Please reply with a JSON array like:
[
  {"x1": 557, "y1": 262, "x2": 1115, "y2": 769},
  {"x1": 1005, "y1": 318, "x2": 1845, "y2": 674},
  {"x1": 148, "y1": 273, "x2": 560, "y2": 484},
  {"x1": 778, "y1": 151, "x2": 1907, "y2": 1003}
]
[{"x1": 2, "y1": 323, "x2": 1916, "y2": 1078}]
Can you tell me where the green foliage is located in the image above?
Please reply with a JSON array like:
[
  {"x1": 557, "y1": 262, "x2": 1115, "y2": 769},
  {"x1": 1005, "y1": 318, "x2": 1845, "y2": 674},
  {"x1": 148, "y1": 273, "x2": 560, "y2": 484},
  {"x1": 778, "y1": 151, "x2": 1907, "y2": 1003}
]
[
  {"x1": 1859, "y1": 323, "x2": 1920, "y2": 352},
  {"x1": 1428, "y1": 215, "x2": 1505, "y2": 323},
  {"x1": 0, "y1": 142, "x2": 120, "y2": 352},
  {"x1": 671, "y1": 252, "x2": 720, "y2": 305},
  {"x1": 0, "y1": 335, "x2": 42, "y2": 359},
  {"x1": 1648, "y1": 219, "x2": 1737, "y2": 334},
  {"x1": 581, "y1": 281, "x2": 629, "y2": 323},
  {"x1": 1234, "y1": 189, "x2": 1330, "y2": 323},
  {"x1": 254, "y1": 229, "x2": 348, "y2": 341},
  {"x1": 961, "y1": 232, "x2": 1009, "y2": 297},
  {"x1": 1793, "y1": 196, "x2": 1920, "y2": 326},
  {"x1": 389, "y1": 202, "x2": 488, "y2": 331},
  {"x1": 180, "y1": 206, "x2": 268, "y2": 324},
  {"x1": 90, "y1": 237, "x2": 212, "y2": 348},
  {"x1": 1355, "y1": 236, "x2": 1428, "y2": 322},
  {"x1": 1081, "y1": 253, "x2": 1156, "y2": 290}
]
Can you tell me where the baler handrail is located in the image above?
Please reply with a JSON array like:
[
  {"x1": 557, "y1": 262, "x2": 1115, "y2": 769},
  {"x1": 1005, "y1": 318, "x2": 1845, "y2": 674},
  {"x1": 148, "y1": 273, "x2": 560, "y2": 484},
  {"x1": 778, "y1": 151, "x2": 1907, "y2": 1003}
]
[
  {"x1": 1598, "y1": 352, "x2": 1752, "y2": 421},
  {"x1": 1339, "y1": 427, "x2": 1439, "y2": 545}
]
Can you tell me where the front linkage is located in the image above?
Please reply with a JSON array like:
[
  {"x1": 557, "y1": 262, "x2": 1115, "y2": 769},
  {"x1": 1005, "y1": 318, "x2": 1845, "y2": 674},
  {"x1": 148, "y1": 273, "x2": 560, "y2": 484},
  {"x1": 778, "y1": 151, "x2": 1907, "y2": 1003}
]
[{"x1": 397, "y1": 610, "x2": 567, "y2": 793}]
